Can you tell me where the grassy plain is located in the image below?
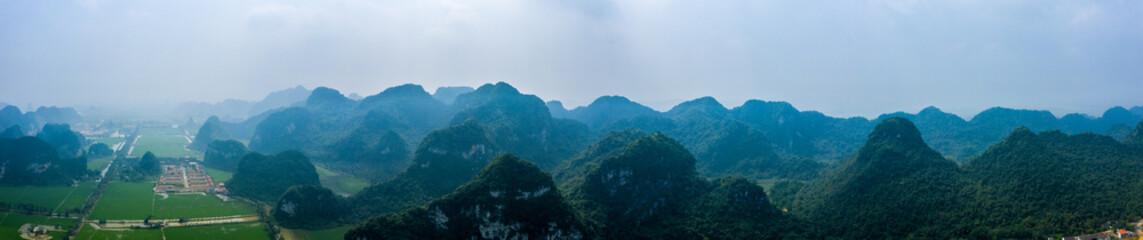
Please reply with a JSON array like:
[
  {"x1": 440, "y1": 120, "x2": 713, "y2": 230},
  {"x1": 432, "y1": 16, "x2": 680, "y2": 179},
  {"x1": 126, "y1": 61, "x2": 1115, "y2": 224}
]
[
  {"x1": 132, "y1": 127, "x2": 199, "y2": 158},
  {"x1": 76, "y1": 227, "x2": 163, "y2": 240},
  {"x1": 152, "y1": 193, "x2": 256, "y2": 219},
  {"x1": 0, "y1": 213, "x2": 77, "y2": 240},
  {"x1": 206, "y1": 168, "x2": 233, "y2": 183},
  {"x1": 89, "y1": 183, "x2": 154, "y2": 220},
  {"x1": 0, "y1": 182, "x2": 96, "y2": 213},
  {"x1": 285, "y1": 225, "x2": 354, "y2": 240},
  {"x1": 164, "y1": 222, "x2": 270, "y2": 240}
]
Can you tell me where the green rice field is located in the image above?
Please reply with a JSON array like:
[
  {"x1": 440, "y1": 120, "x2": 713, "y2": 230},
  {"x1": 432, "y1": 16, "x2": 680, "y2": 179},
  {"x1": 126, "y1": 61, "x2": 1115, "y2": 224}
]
[
  {"x1": 164, "y1": 222, "x2": 270, "y2": 240},
  {"x1": 152, "y1": 193, "x2": 256, "y2": 219},
  {"x1": 0, "y1": 212, "x2": 77, "y2": 240},
  {"x1": 0, "y1": 182, "x2": 97, "y2": 213},
  {"x1": 90, "y1": 183, "x2": 256, "y2": 220},
  {"x1": 314, "y1": 165, "x2": 369, "y2": 196},
  {"x1": 88, "y1": 183, "x2": 155, "y2": 220},
  {"x1": 131, "y1": 127, "x2": 200, "y2": 159},
  {"x1": 76, "y1": 227, "x2": 163, "y2": 240},
  {"x1": 206, "y1": 168, "x2": 233, "y2": 183},
  {"x1": 286, "y1": 225, "x2": 353, "y2": 240},
  {"x1": 88, "y1": 156, "x2": 114, "y2": 171}
]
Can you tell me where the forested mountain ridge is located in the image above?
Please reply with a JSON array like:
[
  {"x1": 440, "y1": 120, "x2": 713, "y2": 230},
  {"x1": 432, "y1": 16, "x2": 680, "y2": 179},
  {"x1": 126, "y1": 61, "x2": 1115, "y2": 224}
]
[
  {"x1": 348, "y1": 120, "x2": 501, "y2": 220},
  {"x1": 564, "y1": 133, "x2": 806, "y2": 239},
  {"x1": 346, "y1": 154, "x2": 586, "y2": 240},
  {"x1": 793, "y1": 117, "x2": 964, "y2": 239},
  {"x1": 958, "y1": 125, "x2": 1143, "y2": 237}
]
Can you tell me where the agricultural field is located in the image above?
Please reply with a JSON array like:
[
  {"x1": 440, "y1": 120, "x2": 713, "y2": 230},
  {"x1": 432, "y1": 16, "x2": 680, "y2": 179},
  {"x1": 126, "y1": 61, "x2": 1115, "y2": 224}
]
[
  {"x1": 0, "y1": 212, "x2": 77, "y2": 240},
  {"x1": 284, "y1": 225, "x2": 353, "y2": 240},
  {"x1": 88, "y1": 156, "x2": 115, "y2": 171},
  {"x1": 90, "y1": 183, "x2": 257, "y2": 220},
  {"x1": 0, "y1": 182, "x2": 97, "y2": 213},
  {"x1": 152, "y1": 193, "x2": 256, "y2": 219},
  {"x1": 131, "y1": 127, "x2": 200, "y2": 159},
  {"x1": 75, "y1": 227, "x2": 163, "y2": 240},
  {"x1": 206, "y1": 168, "x2": 233, "y2": 183},
  {"x1": 164, "y1": 222, "x2": 271, "y2": 240},
  {"x1": 88, "y1": 136, "x2": 125, "y2": 148},
  {"x1": 314, "y1": 165, "x2": 369, "y2": 196},
  {"x1": 89, "y1": 183, "x2": 155, "y2": 220}
]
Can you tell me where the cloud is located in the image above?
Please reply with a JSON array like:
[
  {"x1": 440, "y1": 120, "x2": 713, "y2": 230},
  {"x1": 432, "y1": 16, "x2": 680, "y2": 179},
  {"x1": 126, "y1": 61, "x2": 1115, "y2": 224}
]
[{"x1": 0, "y1": 0, "x2": 1140, "y2": 118}]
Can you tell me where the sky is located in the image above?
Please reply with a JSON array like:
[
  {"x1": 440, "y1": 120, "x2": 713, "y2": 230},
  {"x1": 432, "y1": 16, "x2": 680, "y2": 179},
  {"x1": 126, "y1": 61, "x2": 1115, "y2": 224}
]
[{"x1": 1, "y1": 0, "x2": 1140, "y2": 119}]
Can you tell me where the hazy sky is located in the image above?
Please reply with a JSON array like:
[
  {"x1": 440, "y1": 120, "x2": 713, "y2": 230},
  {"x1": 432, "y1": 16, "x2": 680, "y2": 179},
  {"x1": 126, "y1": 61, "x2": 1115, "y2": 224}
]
[{"x1": 1, "y1": 0, "x2": 1140, "y2": 118}]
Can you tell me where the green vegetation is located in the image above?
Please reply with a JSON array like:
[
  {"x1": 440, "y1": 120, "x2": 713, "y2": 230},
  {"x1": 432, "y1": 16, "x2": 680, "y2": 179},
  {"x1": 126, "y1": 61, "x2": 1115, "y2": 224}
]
[
  {"x1": 348, "y1": 120, "x2": 499, "y2": 220},
  {"x1": 0, "y1": 182, "x2": 95, "y2": 214},
  {"x1": 0, "y1": 213, "x2": 77, "y2": 239},
  {"x1": 206, "y1": 168, "x2": 233, "y2": 183},
  {"x1": 87, "y1": 156, "x2": 114, "y2": 171},
  {"x1": 88, "y1": 142, "x2": 115, "y2": 158},
  {"x1": 793, "y1": 117, "x2": 963, "y2": 239},
  {"x1": 120, "y1": 151, "x2": 161, "y2": 181},
  {"x1": 37, "y1": 123, "x2": 86, "y2": 158},
  {"x1": 76, "y1": 227, "x2": 164, "y2": 240},
  {"x1": 448, "y1": 82, "x2": 590, "y2": 170},
  {"x1": 153, "y1": 193, "x2": 256, "y2": 219},
  {"x1": 273, "y1": 185, "x2": 349, "y2": 229},
  {"x1": 0, "y1": 136, "x2": 87, "y2": 185},
  {"x1": 286, "y1": 225, "x2": 354, "y2": 240},
  {"x1": 313, "y1": 165, "x2": 369, "y2": 196},
  {"x1": 189, "y1": 116, "x2": 230, "y2": 151},
  {"x1": 163, "y1": 223, "x2": 271, "y2": 240},
  {"x1": 89, "y1": 182, "x2": 155, "y2": 220},
  {"x1": 227, "y1": 150, "x2": 321, "y2": 203},
  {"x1": 132, "y1": 127, "x2": 196, "y2": 158},
  {"x1": 564, "y1": 133, "x2": 806, "y2": 239},
  {"x1": 0, "y1": 185, "x2": 74, "y2": 211},
  {"x1": 248, "y1": 107, "x2": 318, "y2": 155},
  {"x1": 57, "y1": 182, "x2": 97, "y2": 213},
  {"x1": 347, "y1": 154, "x2": 586, "y2": 239},
  {"x1": 87, "y1": 136, "x2": 124, "y2": 147},
  {"x1": 204, "y1": 139, "x2": 246, "y2": 172}
]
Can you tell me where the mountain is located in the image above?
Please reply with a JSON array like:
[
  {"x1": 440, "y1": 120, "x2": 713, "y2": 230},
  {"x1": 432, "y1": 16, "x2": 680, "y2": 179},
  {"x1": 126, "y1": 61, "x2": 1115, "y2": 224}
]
[
  {"x1": 203, "y1": 139, "x2": 247, "y2": 172},
  {"x1": 249, "y1": 85, "x2": 311, "y2": 116},
  {"x1": 226, "y1": 150, "x2": 321, "y2": 203},
  {"x1": 1, "y1": 125, "x2": 24, "y2": 139},
  {"x1": 551, "y1": 129, "x2": 647, "y2": 190},
  {"x1": 685, "y1": 177, "x2": 809, "y2": 239},
  {"x1": 565, "y1": 133, "x2": 804, "y2": 239},
  {"x1": 793, "y1": 117, "x2": 963, "y2": 239},
  {"x1": 349, "y1": 120, "x2": 500, "y2": 219},
  {"x1": 665, "y1": 96, "x2": 728, "y2": 119},
  {"x1": 0, "y1": 136, "x2": 87, "y2": 185},
  {"x1": 35, "y1": 124, "x2": 86, "y2": 159},
  {"x1": 0, "y1": 105, "x2": 26, "y2": 130},
  {"x1": 566, "y1": 96, "x2": 658, "y2": 128},
  {"x1": 1126, "y1": 120, "x2": 1143, "y2": 146},
  {"x1": 449, "y1": 82, "x2": 590, "y2": 170},
  {"x1": 325, "y1": 112, "x2": 410, "y2": 181},
  {"x1": 431, "y1": 86, "x2": 475, "y2": 105},
  {"x1": 175, "y1": 85, "x2": 310, "y2": 122},
  {"x1": 346, "y1": 154, "x2": 586, "y2": 240},
  {"x1": 546, "y1": 101, "x2": 570, "y2": 119},
  {"x1": 189, "y1": 116, "x2": 230, "y2": 151},
  {"x1": 248, "y1": 107, "x2": 319, "y2": 154},
  {"x1": 598, "y1": 103, "x2": 823, "y2": 181},
  {"x1": 0, "y1": 106, "x2": 82, "y2": 136},
  {"x1": 273, "y1": 185, "x2": 349, "y2": 229},
  {"x1": 729, "y1": 100, "x2": 871, "y2": 161},
  {"x1": 306, "y1": 87, "x2": 357, "y2": 113},
  {"x1": 961, "y1": 127, "x2": 1143, "y2": 238}
]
